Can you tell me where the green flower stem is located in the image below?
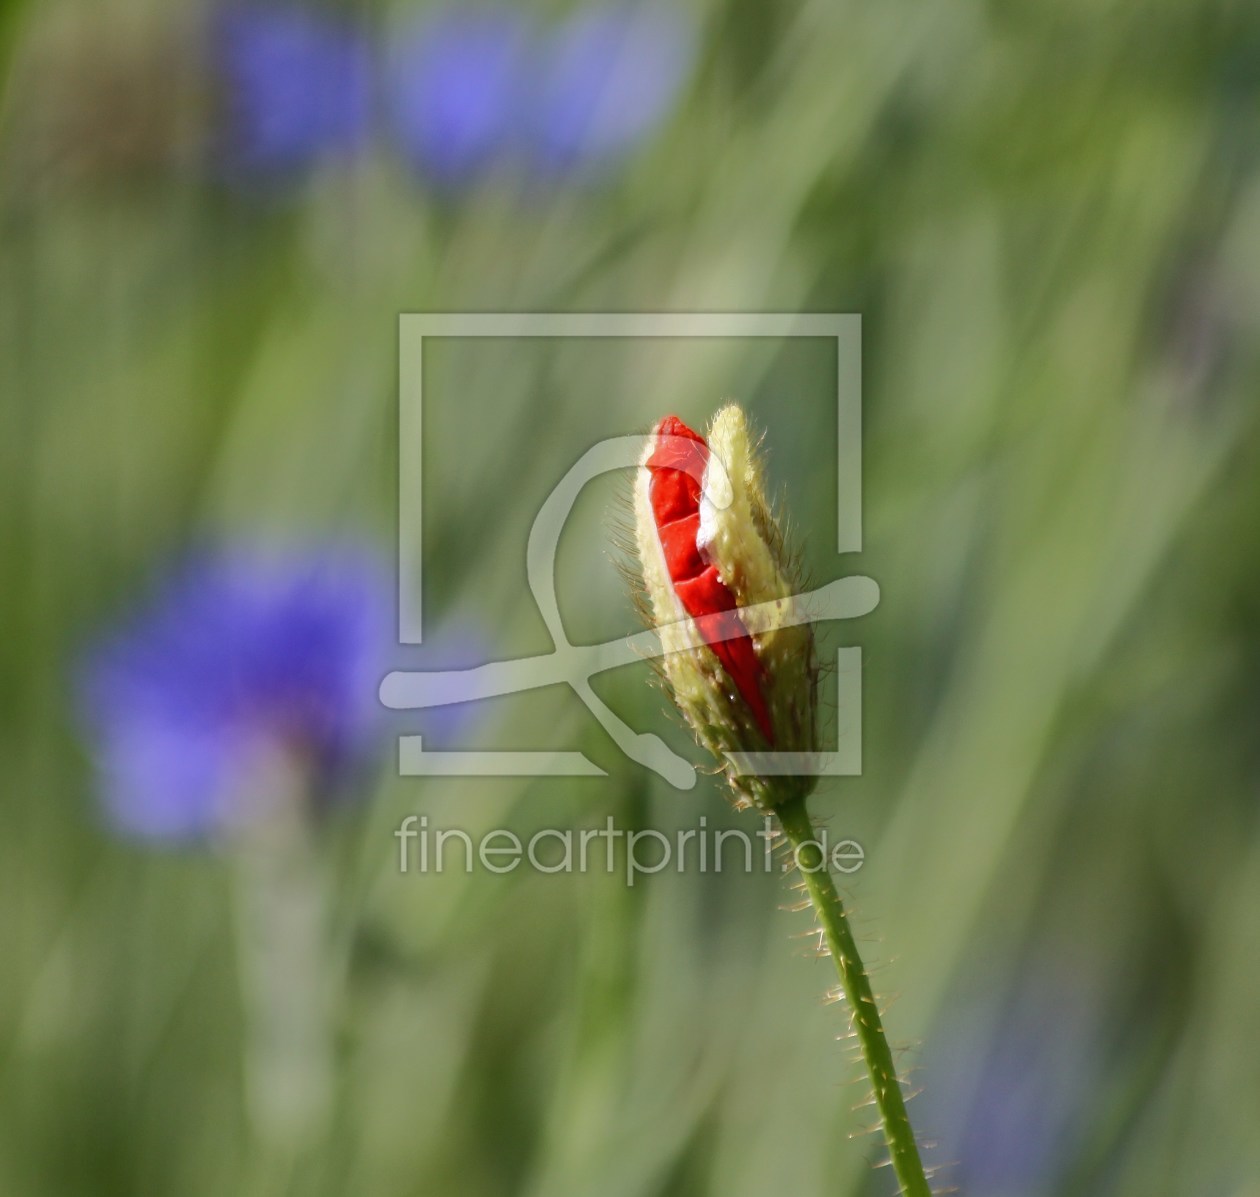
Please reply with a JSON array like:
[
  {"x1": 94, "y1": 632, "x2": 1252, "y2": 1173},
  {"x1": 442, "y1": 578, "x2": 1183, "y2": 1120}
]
[
  {"x1": 230, "y1": 768, "x2": 334, "y2": 1170},
  {"x1": 776, "y1": 795, "x2": 930, "y2": 1197}
]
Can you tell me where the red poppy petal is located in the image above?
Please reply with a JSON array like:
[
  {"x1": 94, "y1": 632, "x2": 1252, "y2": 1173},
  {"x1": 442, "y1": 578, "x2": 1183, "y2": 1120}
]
[
  {"x1": 658, "y1": 512, "x2": 706, "y2": 582},
  {"x1": 646, "y1": 415, "x2": 775, "y2": 745},
  {"x1": 648, "y1": 467, "x2": 701, "y2": 524}
]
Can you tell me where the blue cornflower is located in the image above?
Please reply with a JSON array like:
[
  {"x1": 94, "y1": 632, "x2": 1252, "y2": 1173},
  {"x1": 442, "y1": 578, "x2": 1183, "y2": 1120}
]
[
  {"x1": 383, "y1": 2, "x2": 695, "y2": 188},
  {"x1": 917, "y1": 963, "x2": 1106, "y2": 1195},
  {"x1": 530, "y1": 2, "x2": 696, "y2": 174},
  {"x1": 385, "y1": 5, "x2": 531, "y2": 187},
  {"x1": 78, "y1": 544, "x2": 391, "y2": 841},
  {"x1": 212, "y1": 4, "x2": 372, "y2": 185}
]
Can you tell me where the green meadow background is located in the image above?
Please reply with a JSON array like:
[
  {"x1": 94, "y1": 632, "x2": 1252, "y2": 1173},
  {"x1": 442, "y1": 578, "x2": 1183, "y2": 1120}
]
[{"x1": 4, "y1": 1, "x2": 1260, "y2": 1194}]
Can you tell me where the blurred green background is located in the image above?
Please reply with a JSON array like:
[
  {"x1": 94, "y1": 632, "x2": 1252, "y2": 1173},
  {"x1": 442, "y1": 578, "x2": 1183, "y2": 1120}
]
[{"x1": 4, "y1": 0, "x2": 1260, "y2": 1194}]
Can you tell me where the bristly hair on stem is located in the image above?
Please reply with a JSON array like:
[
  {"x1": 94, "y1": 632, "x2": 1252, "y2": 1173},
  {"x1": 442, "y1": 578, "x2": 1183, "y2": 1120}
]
[{"x1": 778, "y1": 796, "x2": 933, "y2": 1197}]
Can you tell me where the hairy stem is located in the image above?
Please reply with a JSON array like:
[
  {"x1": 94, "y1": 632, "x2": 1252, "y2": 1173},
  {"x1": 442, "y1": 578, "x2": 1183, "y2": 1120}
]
[{"x1": 776, "y1": 795, "x2": 930, "y2": 1197}]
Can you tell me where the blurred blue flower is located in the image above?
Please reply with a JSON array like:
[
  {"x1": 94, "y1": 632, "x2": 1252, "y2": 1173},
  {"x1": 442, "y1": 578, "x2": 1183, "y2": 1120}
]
[
  {"x1": 386, "y1": 5, "x2": 531, "y2": 187},
  {"x1": 384, "y1": 2, "x2": 695, "y2": 190},
  {"x1": 79, "y1": 545, "x2": 391, "y2": 841},
  {"x1": 530, "y1": 2, "x2": 696, "y2": 174},
  {"x1": 212, "y1": 5, "x2": 372, "y2": 184},
  {"x1": 917, "y1": 963, "x2": 1105, "y2": 1195}
]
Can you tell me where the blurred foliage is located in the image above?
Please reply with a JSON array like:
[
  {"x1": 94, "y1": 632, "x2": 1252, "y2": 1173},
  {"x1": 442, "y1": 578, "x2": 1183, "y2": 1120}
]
[{"x1": 4, "y1": 0, "x2": 1260, "y2": 1195}]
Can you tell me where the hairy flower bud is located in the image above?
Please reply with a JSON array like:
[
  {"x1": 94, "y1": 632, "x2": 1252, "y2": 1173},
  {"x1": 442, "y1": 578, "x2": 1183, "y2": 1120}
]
[{"x1": 632, "y1": 405, "x2": 818, "y2": 809}]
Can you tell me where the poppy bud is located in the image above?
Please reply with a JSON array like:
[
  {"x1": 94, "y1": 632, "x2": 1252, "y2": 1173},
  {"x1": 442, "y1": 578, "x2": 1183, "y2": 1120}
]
[{"x1": 632, "y1": 405, "x2": 818, "y2": 809}]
